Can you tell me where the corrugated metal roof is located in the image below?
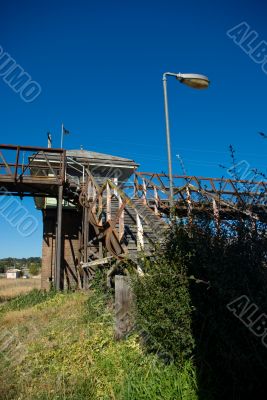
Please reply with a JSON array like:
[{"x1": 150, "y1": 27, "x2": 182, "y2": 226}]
[{"x1": 66, "y1": 149, "x2": 138, "y2": 165}]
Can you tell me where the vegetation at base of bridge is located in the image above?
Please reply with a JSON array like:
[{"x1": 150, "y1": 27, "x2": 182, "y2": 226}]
[
  {"x1": 132, "y1": 216, "x2": 267, "y2": 399},
  {"x1": 0, "y1": 284, "x2": 197, "y2": 399},
  {"x1": 2, "y1": 211, "x2": 267, "y2": 398}
]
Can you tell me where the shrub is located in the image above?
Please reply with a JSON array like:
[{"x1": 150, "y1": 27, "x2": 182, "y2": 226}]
[
  {"x1": 132, "y1": 216, "x2": 267, "y2": 398},
  {"x1": 29, "y1": 262, "x2": 40, "y2": 276},
  {"x1": 166, "y1": 218, "x2": 267, "y2": 399},
  {"x1": 132, "y1": 237, "x2": 195, "y2": 365}
]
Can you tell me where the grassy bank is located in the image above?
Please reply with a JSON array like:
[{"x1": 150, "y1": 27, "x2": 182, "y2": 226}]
[{"x1": 0, "y1": 289, "x2": 197, "y2": 400}]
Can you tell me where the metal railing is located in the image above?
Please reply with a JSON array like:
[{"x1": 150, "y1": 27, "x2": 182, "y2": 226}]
[{"x1": 0, "y1": 144, "x2": 66, "y2": 184}]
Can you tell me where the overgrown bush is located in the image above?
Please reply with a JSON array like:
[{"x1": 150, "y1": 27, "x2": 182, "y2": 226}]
[
  {"x1": 132, "y1": 241, "x2": 195, "y2": 364},
  {"x1": 132, "y1": 216, "x2": 267, "y2": 399},
  {"x1": 182, "y1": 217, "x2": 267, "y2": 399}
]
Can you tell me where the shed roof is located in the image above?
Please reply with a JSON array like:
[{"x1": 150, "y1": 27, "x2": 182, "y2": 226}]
[
  {"x1": 67, "y1": 149, "x2": 134, "y2": 162},
  {"x1": 66, "y1": 149, "x2": 139, "y2": 168},
  {"x1": 6, "y1": 269, "x2": 21, "y2": 273}
]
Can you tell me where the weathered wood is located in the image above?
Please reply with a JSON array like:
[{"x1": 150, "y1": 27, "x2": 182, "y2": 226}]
[
  {"x1": 118, "y1": 195, "x2": 124, "y2": 240},
  {"x1": 92, "y1": 185, "x2": 97, "y2": 214},
  {"x1": 113, "y1": 177, "x2": 118, "y2": 196},
  {"x1": 81, "y1": 256, "x2": 113, "y2": 268},
  {"x1": 212, "y1": 198, "x2": 220, "y2": 231},
  {"x1": 154, "y1": 185, "x2": 159, "y2": 215},
  {"x1": 114, "y1": 275, "x2": 134, "y2": 340},
  {"x1": 142, "y1": 178, "x2": 147, "y2": 204},
  {"x1": 186, "y1": 185, "x2": 192, "y2": 223},
  {"x1": 55, "y1": 185, "x2": 63, "y2": 290},
  {"x1": 106, "y1": 182, "x2": 111, "y2": 221},
  {"x1": 136, "y1": 212, "x2": 144, "y2": 251}
]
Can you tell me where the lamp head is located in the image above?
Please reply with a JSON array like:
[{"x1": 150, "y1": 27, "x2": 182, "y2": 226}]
[{"x1": 176, "y1": 73, "x2": 210, "y2": 89}]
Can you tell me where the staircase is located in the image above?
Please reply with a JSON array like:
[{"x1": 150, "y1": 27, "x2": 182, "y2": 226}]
[
  {"x1": 79, "y1": 175, "x2": 170, "y2": 270},
  {"x1": 130, "y1": 198, "x2": 169, "y2": 241},
  {"x1": 118, "y1": 197, "x2": 169, "y2": 260}
]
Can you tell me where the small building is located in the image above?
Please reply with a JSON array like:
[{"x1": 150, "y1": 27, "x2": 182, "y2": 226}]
[{"x1": 6, "y1": 269, "x2": 21, "y2": 279}]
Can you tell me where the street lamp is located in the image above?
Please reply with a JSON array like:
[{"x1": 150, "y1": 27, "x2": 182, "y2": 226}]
[{"x1": 162, "y1": 72, "x2": 210, "y2": 208}]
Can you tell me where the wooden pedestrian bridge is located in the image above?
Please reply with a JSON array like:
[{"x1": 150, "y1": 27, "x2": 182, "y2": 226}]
[{"x1": 0, "y1": 144, "x2": 266, "y2": 290}]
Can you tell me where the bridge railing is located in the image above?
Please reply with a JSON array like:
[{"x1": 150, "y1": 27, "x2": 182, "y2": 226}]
[
  {"x1": 125, "y1": 172, "x2": 267, "y2": 223},
  {"x1": 132, "y1": 172, "x2": 267, "y2": 205},
  {"x1": 0, "y1": 144, "x2": 66, "y2": 185}
]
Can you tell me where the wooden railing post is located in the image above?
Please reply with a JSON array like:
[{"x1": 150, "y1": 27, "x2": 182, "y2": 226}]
[
  {"x1": 154, "y1": 185, "x2": 159, "y2": 215},
  {"x1": 212, "y1": 198, "x2": 220, "y2": 232},
  {"x1": 106, "y1": 182, "x2": 111, "y2": 221},
  {"x1": 14, "y1": 146, "x2": 20, "y2": 182},
  {"x1": 142, "y1": 179, "x2": 147, "y2": 205},
  {"x1": 136, "y1": 212, "x2": 144, "y2": 251},
  {"x1": 118, "y1": 194, "x2": 124, "y2": 241}
]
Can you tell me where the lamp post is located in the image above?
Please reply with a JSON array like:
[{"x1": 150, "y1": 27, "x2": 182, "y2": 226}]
[{"x1": 162, "y1": 72, "x2": 210, "y2": 208}]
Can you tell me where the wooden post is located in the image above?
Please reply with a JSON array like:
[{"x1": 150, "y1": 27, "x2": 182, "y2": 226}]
[
  {"x1": 186, "y1": 186, "x2": 192, "y2": 224},
  {"x1": 106, "y1": 182, "x2": 111, "y2": 221},
  {"x1": 212, "y1": 198, "x2": 220, "y2": 232},
  {"x1": 134, "y1": 174, "x2": 138, "y2": 198},
  {"x1": 154, "y1": 185, "x2": 159, "y2": 215},
  {"x1": 142, "y1": 178, "x2": 147, "y2": 204},
  {"x1": 55, "y1": 185, "x2": 63, "y2": 290},
  {"x1": 136, "y1": 213, "x2": 144, "y2": 251},
  {"x1": 113, "y1": 177, "x2": 118, "y2": 196},
  {"x1": 83, "y1": 207, "x2": 89, "y2": 289},
  {"x1": 118, "y1": 195, "x2": 124, "y2": 241},
  {"x1": 92, "y1": 185, "x2": 97, "y2": 214},
  {"x1": 114, "y1": 275, "x2": 134, "y2": 340},
  {"x1": 88, "y1": 180, "x2": 92, "y2": 200}
]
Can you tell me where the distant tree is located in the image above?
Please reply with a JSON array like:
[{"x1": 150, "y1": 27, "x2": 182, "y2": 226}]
[
  {"x1": 0, "y1": 257, "x2": 41, "y2": 271},
  {"x1": 29, "y1": 263, "x2": 40, "y2": 276}
]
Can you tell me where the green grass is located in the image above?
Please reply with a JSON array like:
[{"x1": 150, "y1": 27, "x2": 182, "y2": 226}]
[
  {"x1": 0, "y1": 288, "x2": 57, "y2": 316},
  {"x1": 0, "y1": 288, "x2": 198, "y2": 400}
]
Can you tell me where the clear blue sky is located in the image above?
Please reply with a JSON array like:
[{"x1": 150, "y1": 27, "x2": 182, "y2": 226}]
[{"x1": 0, "y1": 0, "x2": 267, "y2": 257}]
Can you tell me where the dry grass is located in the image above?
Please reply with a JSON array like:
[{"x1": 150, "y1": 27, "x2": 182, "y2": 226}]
[
  {"x1": 0, "y1": 277, "x2": 41, "y2": 301},
  {"x1": 0, "y1": 290, "x2": 198, "y2": 400}
]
